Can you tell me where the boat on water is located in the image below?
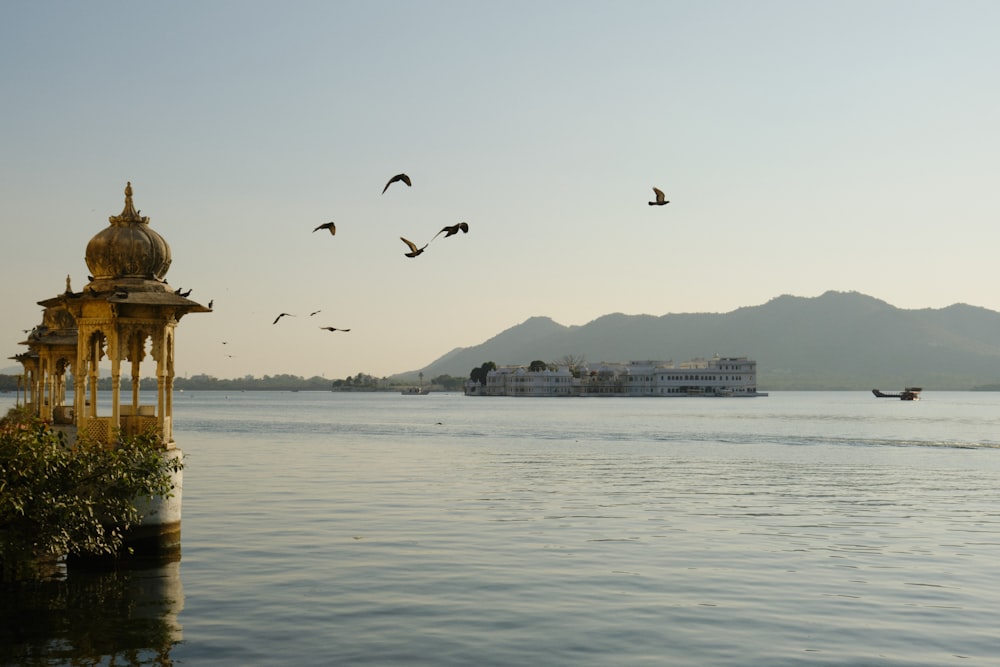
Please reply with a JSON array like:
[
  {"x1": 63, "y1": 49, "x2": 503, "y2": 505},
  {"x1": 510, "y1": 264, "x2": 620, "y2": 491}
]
[
  {"x1": 401, "y1": 386, "x2": 430, "y2": 395},
  {"x1": 872, "y1": 387, "x2": 922, "y2": 400}
]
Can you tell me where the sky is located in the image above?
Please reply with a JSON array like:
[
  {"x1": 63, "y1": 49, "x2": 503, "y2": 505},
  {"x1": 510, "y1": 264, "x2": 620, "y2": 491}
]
[{"x1": 2, "y1": 1, "x2": 999, "y2": 381}]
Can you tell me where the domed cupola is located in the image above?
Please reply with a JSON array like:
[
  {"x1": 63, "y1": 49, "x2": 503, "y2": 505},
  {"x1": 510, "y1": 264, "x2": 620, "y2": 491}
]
[{"x1": 85, "y1": 182, "x2": 172, "y2": 283}]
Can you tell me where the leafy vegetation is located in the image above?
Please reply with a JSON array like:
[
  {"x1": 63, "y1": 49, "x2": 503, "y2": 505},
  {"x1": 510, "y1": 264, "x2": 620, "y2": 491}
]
[
  {"x1": 468, "y1": 361, "x2": 496, "y2": 385},
  {"x1": 0, "y1": 408, "x2": 182, "y2": 582},
  {"x1": 179, "y1": 373, "x2": 336, "y2": 391},
  {"x1": 429, "y1": 374, "x2": 466, "y2": 391},
  {"x1": 0, "y1": 374, "x2": 22, "y2": 392}
]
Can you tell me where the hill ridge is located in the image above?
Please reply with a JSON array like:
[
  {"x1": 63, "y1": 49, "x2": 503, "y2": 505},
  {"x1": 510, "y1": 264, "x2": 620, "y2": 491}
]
[{"x1": 400, "y1": 291, "x2": 1000, "y2": 390}]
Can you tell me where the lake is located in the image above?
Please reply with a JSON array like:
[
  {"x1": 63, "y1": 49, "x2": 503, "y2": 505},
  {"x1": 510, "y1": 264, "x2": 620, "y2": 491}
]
[{"x1": 3, "y1": 391, "x2": 1000, "y2": 666}]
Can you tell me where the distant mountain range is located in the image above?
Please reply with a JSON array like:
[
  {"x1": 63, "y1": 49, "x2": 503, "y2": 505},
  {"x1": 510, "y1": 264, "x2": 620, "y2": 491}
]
[{"x1": 400, "y1": 291, "x2": 1000, "y2": 390}]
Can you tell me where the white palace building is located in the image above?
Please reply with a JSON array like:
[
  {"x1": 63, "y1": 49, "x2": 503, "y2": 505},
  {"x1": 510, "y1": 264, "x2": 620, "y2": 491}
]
[{"x1": 465, "y1": 355, "x2": 765, "y2": 397}]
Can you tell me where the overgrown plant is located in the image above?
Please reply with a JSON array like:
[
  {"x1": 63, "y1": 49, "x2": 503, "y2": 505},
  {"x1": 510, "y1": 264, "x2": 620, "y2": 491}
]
[{"x1": 0, "y1": 408, "x2": 182, "y2": 582}]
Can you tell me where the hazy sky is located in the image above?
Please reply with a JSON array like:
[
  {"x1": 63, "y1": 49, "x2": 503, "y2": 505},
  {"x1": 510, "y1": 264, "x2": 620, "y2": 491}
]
[{"x1": 3, "y1": 1, "x2": 998, "y2": 380}]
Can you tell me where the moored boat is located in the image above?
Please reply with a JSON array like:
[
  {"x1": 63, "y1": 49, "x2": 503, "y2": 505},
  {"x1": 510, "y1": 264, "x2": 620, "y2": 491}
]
[{"x1": 872, "y1": 387, "x2": 921, "y2": 400}]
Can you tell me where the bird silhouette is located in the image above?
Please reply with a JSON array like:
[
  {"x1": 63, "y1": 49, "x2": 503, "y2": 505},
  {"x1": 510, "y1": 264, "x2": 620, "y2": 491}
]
[
  {"x1": 273, "y1": 313, "x2": 295, "y2": 324},
  {"x1": 432, "y1": 222, "x2": 469, "y2": 240},
  {"x1": 208, "y1": 299, "x2": 214, "y2": 308},
  {"x1": 310, "y1": 310, "x2": 322, "y2": 316},
  {"x1": 320, "y1": 327, "x2": 351, "y2": 332},
  {"x1": 648, "y1": 187, "x2": 669, "y2": 206},
  {"x1": 401, "y1": 237, "x2": 427, "y2": 257},
  {"x1": 382, "y1": 173, "x2": 411, "y2": 194},
  {"x1": 313, "y1": 222, "x2": 336, "y2": 235}
]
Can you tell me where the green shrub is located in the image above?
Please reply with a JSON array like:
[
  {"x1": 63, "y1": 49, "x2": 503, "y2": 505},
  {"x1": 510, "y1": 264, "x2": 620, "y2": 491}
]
[{"x1": 0, "y1": 409, "x2": 182, "y2": 582}]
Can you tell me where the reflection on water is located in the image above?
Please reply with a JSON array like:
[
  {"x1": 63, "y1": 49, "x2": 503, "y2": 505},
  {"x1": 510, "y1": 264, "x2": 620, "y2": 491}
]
[{"x1": 0, "y1": 562, "x2": 183, "y2": 667}]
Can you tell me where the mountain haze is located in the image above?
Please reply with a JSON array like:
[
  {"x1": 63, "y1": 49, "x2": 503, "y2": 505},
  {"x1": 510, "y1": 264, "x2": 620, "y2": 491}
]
[{"x1": 404, "y1": 291, "x2": 1000, "y2": 390}]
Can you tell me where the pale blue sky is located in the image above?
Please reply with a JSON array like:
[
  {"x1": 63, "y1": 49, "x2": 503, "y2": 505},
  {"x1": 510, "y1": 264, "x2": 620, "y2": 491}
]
[{"x1": 3, "y1": 1, "x2": 998, "y2": 380}]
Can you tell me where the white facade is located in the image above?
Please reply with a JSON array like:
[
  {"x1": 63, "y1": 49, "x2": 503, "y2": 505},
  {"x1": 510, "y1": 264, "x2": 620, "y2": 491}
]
[{"x1": 466, "y1": 356, "x2": 763, "y2": 397}]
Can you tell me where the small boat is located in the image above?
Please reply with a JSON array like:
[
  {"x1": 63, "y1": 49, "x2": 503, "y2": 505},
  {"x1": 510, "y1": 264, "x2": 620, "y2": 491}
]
[
  {"x1": 872, "y1": 387, "x2": 921, "y2": 400},
  {"x1": 401, "y1": 386, "x2": 430, "y2": 395}
]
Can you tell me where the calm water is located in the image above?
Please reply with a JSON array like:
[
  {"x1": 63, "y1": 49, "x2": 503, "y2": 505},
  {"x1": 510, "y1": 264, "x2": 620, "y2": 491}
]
[{"x1": 3, "y1": 391, "x2": 1000, "y2": 666}]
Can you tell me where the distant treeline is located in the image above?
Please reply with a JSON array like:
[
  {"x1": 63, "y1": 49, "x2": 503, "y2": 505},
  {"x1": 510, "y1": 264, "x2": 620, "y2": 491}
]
[
  {"x1": 0, "y1": 375, "x2": 21, "y2": 392},
  {"x1": 178, "y1": 374, "x2": 334, "y2": 391},
  {"x1": 0, "y1": 373, "x2": 468, "y2": 393},
  {"x1": 4, "y1": 372, "x2": 998, "y2": 394}
]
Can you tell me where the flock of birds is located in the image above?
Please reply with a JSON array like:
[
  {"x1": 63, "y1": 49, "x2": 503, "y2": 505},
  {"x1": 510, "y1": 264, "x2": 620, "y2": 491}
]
[
  {"x1": 310, "y1": 172, "x2": 471, "y2": 261},
  {"x1": 265, "y1": 174, "x2": 668, "y2": 341},
  {"x1": 272, "y1": 310, "x2": 346, "y2": 331},
  {"x1": 66, "y1": 177, "x2": 669, "y2": 365},
  {"x1": 273, "y1": 172, "x2": 483, "y2": 335}
]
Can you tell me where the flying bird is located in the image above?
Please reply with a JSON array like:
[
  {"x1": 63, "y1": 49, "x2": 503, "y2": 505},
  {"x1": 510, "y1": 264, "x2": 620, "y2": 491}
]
[
  {"x1": 320, "y1": 327, "x2": 351, "y2": 332},
  {"x1": 382, "y1": 173, "x2": 411, "y2": 194},
  {"x1": 432, "y1": 222, "x2": 469, "y2": 240},
  {"x1": 400, "y1": 237, "x2": 427, "y2": 258},
  {"x1": 273, "y1": 313, "x2": 295, "y2": 324},
  {"x1": 648, "y1": 187, "x2": 670, "y2": 206},
  {"x1": 313, "y1": 222, "x2": 336, "y2": 235},
  {"x1": 310, "y1": 310, "x2": 322, "y2": 316}
]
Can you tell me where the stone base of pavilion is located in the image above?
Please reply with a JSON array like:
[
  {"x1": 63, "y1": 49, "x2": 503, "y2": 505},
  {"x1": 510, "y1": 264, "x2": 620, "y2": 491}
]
[{"x1": 67, "y1": 446, "x2": 185, "y2": 570}]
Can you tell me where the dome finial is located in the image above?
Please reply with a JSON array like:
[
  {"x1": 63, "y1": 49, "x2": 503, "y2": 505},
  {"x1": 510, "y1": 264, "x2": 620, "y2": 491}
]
[
  {"x1": 88, "y1": 182, "x2": 171, "y2": 281},
  {"x1": 110, "y1": 180, "x2": 149, "y2": 226}
]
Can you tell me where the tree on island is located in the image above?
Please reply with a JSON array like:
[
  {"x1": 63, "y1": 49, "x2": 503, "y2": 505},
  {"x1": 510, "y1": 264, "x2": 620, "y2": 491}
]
[
  {"x1": 554, "y1": 354, "x2": 586, "y2": 368},
  {"x1": 431, "y1": 374, "x2": 466, "y2": 391},
  {"x1": 469, "y1": 361, "x2": 497, "y2": 386},
  {"x1": 554, "y1": 354, "x2": 586, "y2": 377}
]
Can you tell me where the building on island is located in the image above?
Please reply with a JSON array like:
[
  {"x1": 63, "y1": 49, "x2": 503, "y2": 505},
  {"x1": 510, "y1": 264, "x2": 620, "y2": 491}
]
[{"x1": 465, "y1": 356, "x2": 765, "y2": 397}]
